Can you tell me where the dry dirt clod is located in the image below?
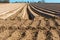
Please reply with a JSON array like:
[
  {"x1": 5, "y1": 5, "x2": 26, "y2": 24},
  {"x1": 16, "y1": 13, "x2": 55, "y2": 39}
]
[
  {"x1": 0, "y1": 29, "x2": 14, "y2": 40},
  {"x1": 6, "y1": 30, "x2": 25, "y2": 40},
  {"x1": 48, "y1": 19, "x2": 56, "y2": 27},
  {"x1": 50, "y1": 29, "x2": 60, "y2": 40},
  {"x1": 55, "y1": 19, "x2": 60, "y2": 26},
  {"x1": 37, "y1": 30, "x2": 46, "y2": 40},
  {"x1": 21, "y1": 30, "x2": 35, "y2": 40}
]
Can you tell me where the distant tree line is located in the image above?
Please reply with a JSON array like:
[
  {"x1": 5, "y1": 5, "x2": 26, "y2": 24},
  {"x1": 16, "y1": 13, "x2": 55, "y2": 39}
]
[
  {"x1": 38, "y1": 0, "x2": 45, "y2": 3},
  {"x1": 0, "y1": 0, "x2": 9, "y2": 3},
  {"x1": 0, "y1": 0, "x2": 45, "y2": 3},
  {"x1": 0, "y1": 1, "x2": 9, "y2": 3}
]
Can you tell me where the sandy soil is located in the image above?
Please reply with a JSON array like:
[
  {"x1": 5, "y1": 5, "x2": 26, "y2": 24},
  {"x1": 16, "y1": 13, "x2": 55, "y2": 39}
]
[{"x1": 0, "y1": 3, "x2": 60, "y2": 40}]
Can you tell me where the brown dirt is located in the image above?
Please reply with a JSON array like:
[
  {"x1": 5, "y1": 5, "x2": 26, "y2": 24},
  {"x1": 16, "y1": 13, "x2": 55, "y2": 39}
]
[{"x1": 0, "y1": 3, "x2": 60, "y2": 40}]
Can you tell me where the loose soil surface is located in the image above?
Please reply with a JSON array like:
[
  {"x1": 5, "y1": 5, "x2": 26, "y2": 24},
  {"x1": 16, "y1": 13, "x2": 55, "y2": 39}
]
[{"x1": 0, "y1": 3, "x2": 60, "y2": 40}]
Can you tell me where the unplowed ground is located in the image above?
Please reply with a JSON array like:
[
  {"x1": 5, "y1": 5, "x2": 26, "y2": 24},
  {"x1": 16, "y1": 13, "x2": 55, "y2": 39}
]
[{"x1": 0, "y1": 3, "x2": 60, "y2": 40}]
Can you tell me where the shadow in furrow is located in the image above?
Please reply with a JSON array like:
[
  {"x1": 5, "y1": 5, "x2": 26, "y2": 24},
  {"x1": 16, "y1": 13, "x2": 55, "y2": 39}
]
[
  {"x1": 46, "y1": 31, "x2": 53, "y2": 40},
  {"x1": 27, "y1": 6, "x2": 35, "y2": 20},
  {"x1": 33, "y1": 32, "x2": 38, "y2": 40},
  {"x1": 21, "y1": 32, "x2": 26, "y2": 37}
]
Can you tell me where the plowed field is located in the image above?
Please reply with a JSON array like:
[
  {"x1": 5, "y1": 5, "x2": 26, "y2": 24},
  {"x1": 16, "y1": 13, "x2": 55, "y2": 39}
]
[{"x1": 0, "y1": 3, "x2": 60, "y2": 40}]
